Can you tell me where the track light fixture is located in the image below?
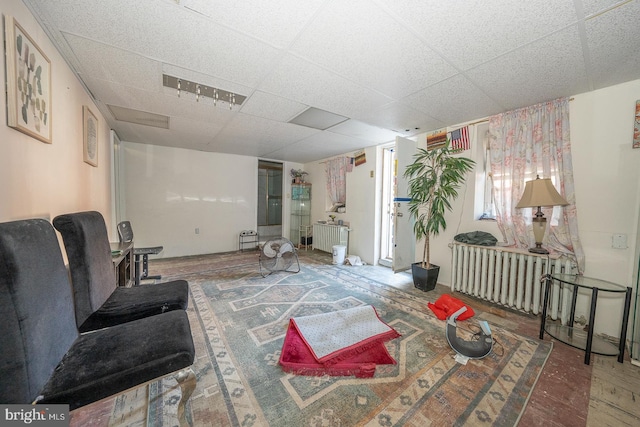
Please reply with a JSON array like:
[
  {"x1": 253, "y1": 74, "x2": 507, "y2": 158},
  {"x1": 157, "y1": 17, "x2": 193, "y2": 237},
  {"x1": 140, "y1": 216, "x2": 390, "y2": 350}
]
[{"x1": 162, "y1": 74, "x2": 246, "y2": 110}]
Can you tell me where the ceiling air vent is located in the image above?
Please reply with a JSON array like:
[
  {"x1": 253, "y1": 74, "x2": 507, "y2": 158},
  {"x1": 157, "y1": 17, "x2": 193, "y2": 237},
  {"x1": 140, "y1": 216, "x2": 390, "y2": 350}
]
[{"x1": 107, "y1": 105, "x2": 170, "y2": 129}]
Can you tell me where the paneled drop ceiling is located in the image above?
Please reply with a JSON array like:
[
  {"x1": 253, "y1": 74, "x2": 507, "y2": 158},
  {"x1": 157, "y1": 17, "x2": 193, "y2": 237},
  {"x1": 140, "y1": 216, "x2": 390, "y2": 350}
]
[{"x1": 23, "y1": 0, "x2": 640, "y2": 163}]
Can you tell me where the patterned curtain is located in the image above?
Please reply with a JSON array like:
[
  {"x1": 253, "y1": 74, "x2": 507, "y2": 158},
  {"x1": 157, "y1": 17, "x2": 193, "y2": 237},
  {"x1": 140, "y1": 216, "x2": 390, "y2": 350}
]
[
  {"x1": 325, "y1": 157, "x2": 351, "y2": 205},
  {"x1": 488, "y1": 97, "x2": 585, "y2": 272}
]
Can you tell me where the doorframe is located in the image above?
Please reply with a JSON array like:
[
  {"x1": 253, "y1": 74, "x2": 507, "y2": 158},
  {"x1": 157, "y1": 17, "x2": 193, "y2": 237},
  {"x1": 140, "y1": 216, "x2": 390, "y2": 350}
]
[
  {"x1": 257, "y1": 160, "x2": 284, "y2": 242},
  {"x1": 392, "y1": 136, "x2": 417, "y2": 272},
  {"x1": 379, "y1": 143, "x2": 395, "y2": 266}
]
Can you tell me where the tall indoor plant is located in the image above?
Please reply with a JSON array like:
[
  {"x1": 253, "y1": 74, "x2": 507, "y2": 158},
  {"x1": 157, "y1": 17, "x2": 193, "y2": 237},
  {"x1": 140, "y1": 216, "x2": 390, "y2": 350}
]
[{"x1": 404, "y1": 140, "x2": 475, "y2": 291}]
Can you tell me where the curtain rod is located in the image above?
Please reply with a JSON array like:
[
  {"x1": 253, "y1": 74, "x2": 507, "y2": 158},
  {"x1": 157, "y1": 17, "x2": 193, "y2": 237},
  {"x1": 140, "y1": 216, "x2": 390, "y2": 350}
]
[
  {"x1": 319, "y1": 154, "x2": 351, "y2": 164},
  {"x1": 457, "y1": 97, "x2": 574, "y2": 128}
]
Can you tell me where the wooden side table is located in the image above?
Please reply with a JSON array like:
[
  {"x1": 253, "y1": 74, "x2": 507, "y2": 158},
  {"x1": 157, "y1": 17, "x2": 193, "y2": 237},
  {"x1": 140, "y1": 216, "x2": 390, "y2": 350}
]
[
  {"x1": 111, "y1": 241, "x2": 133, "y2": 287},
  {"x1": 539, "y1": 274, "x2": 632, "y2": 365}
]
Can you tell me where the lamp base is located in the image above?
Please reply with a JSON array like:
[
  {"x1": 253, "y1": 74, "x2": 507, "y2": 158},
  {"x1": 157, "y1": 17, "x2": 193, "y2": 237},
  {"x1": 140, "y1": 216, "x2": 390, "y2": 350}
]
[{"x1": 528, "y1": 246, "x2": 549, "y2": 255}]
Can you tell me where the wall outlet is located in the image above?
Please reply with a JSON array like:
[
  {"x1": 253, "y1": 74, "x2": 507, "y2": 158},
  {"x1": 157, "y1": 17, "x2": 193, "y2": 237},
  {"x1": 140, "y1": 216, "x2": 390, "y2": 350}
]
[
  {"x1": 195, "y1": 227, "x2": 200, "y2": 234},
  {"x1": 612, "y1": 233, "x2": 627, "y2": 249}
]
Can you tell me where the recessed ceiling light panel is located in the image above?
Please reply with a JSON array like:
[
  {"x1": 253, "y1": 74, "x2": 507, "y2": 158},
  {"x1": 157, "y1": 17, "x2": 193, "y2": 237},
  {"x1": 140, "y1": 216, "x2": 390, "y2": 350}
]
[
  {"x1": 107, "y1": 105, "x2": 170, "y2": 129},
  {"x1": 288, "y1": 107, "x2": 348, "y2": 130}
]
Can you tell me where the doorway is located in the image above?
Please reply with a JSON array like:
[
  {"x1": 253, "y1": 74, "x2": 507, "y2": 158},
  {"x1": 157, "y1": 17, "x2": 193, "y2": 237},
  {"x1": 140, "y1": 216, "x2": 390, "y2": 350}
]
[
  {"x1": 379, "y1": 137, "x2": 417, "y2": 271},
  {"x1": 257, "y1": 160, "x2": 283, "y2": 242},
  {"x1": 379, "y1": 145, "x2": 395, "y2": 267}
]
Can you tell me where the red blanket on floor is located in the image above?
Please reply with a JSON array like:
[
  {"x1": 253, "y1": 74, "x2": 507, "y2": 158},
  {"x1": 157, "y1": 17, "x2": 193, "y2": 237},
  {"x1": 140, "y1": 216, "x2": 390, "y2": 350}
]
[
  {"x1": 427, "y1": 294, "x2": 475, "y2": 320},
  {"x1": 279, "y1": 306, "x2": 400, "y2": 378}
]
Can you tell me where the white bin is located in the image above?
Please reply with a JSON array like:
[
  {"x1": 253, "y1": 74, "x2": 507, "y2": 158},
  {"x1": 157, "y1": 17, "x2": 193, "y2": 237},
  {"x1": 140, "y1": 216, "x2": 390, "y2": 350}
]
[{"x1": 332, "y1": 245, "x2": 347, "y2": 265}]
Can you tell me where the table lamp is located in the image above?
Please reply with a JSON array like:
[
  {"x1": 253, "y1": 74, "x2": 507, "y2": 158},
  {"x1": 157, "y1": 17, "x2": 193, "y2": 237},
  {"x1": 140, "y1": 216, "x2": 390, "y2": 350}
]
[{"x1": 516, "y1": 175, "x2": 568, "y2": 254}]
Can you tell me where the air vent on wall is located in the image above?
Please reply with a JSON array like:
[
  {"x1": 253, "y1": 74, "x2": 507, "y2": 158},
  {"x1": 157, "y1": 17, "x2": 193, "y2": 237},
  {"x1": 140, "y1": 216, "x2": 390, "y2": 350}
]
[{"x1": 107, "y1": 105, "x2": 170, "y2": 129}]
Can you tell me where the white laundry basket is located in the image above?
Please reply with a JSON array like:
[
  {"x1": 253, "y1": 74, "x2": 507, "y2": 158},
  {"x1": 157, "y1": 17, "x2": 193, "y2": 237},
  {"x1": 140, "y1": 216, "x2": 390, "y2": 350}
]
[{"x1": 332, "y1": 245, "x2": 347, "y2": 265}]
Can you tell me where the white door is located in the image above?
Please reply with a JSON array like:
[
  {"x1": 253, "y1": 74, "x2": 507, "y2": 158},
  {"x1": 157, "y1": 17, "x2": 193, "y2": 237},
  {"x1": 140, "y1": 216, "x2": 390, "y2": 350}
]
[
  {"x1": 392, "y1": 136, "x2": 417, "y2": 272},
  {"x1": 380, "y1": 146, "x2": 395, "y2": 263}
]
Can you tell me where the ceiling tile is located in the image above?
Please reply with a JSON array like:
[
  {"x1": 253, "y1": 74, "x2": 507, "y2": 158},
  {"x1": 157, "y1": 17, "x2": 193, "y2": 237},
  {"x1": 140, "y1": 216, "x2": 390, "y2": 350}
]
[
  {"x1": 382, "y1": 0, "x2": 578, "y2": 70},
  {"x1": 63, "y1": 33, "x2": 161, "y2": 91},
  {"x1": 259, "y1": 54, "x2": 393, "y2": 118},
  {"x1": 240, "y1": 91, "x2": 308, "y2": 122},
  {"x1": 328, "y1": 119, "x2": 399, "y2": 143},
  {"x1": 584, "y1": 0, "x2": 640, "y2": 89},
  {"x1": 581, "y1": 0, "x2": 629, "y2": 15},
  {"x1": 180, "y1": 0, "x2": 326, "y2": 48},
  {"x1": 209, "y1": 114, "x2": 320, "y2": 152},
  {"x1": 265, "y1": 132, "x2": 370, "y2": 163},
  {"x1": 353, "y1": 101, "x2": 444, "y2": 135},
  {"x1": 290, "y1": 0, "x2": 457, "y2": 98},
  {"x1": 36, "y1": 0, "x2": 280, "y2": 87},
  {"x1": 404, "y1": 74, "x2": 503, "y2": 124},
  {"x1": 115, "y1": 122, "x2": 211, "y2": 151},
  {"x1": 467, "y1": 25, "x2": 589, "y2": 109}
]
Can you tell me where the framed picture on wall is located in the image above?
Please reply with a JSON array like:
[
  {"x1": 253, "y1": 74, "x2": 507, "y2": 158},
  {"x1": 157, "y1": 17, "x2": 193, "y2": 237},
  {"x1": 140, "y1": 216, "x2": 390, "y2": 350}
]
[
  {"x1": 83, "y1": 105, "x2": 98, "y2": 166},
  {"x1": 4, "y1": 15, "x2": 52, "y2": 144}
]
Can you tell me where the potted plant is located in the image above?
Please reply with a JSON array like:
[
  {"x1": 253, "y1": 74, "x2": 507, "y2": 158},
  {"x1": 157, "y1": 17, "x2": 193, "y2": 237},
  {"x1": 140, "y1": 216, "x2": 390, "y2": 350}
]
[
  {"x1": 404, "y1": 140, "x2": 475, "y2": 291},
  {"x1": 290, "y1": 168, "x2": 308, "y2": 184}
]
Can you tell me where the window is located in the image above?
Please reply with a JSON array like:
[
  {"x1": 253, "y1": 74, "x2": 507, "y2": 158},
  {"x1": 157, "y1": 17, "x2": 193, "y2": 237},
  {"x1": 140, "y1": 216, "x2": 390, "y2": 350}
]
[
  {"x1": 324, "y1": 156, "x2": 350, "y2": 212},
  {"x1": 477, "y1": 123, "x2": 563, "y2": 226},
  {"x1": 474, "y1": 123, "x2": 496, "y2": 221},
  {"x1": 479, "y1": 98, "x2": 584, "y2": 271}
]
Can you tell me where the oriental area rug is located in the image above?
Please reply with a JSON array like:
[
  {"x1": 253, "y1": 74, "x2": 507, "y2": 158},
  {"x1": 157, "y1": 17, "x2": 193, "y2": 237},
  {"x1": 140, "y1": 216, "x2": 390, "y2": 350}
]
[{"x1": 71, "y1": 252, "x2": 552, "y2": 427}]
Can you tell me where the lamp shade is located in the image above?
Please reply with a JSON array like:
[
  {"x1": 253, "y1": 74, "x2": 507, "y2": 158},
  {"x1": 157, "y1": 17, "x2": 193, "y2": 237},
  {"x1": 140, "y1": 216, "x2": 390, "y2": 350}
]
[{"x1": 516, "y1": 177, "x2": 568, "y2": 208}]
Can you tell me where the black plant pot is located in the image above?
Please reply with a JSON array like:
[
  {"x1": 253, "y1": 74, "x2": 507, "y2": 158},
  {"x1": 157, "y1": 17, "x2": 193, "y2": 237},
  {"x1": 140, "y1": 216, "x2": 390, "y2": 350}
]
[{"x1": 411, "y1": 262, "x2": 440, "y2": 292}]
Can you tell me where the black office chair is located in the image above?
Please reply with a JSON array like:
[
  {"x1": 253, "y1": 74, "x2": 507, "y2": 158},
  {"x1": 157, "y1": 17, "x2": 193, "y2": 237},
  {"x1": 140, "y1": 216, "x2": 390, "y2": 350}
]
[{"x1": 118, "y1": 220, "x2": 164, "y2": 286}]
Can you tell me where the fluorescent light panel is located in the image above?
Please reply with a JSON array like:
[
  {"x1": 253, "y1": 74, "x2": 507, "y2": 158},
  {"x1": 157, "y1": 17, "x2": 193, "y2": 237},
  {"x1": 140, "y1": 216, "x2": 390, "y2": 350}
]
[
  {"x1": 288, "y1": 107, "x2": 348, "y2": 130},
  {"x1": 107, "y1": 105, "x2": 170, "y2": 129}
]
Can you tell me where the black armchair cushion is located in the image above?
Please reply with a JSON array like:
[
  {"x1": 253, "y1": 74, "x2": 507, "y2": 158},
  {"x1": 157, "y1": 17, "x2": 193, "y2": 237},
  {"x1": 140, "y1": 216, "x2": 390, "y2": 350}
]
[
  {"x1": 40, "y1": 310, "x2": 194, "y2": 409},
  {"x1": 0, "y1": 218, "x2": 195, "y2": 410},
  {"x1": 79, "y1": 281, "x2": 189, "y2": 332},
  {"x1": 52, "y1": 211, "x2": 188, "y2": 332}
]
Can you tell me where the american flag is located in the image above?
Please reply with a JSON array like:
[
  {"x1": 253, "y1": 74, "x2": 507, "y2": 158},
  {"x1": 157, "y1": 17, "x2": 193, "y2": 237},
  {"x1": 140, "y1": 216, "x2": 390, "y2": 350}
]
[{"x1": 450, "y1": 126, "x2": 470, "y2": 151}]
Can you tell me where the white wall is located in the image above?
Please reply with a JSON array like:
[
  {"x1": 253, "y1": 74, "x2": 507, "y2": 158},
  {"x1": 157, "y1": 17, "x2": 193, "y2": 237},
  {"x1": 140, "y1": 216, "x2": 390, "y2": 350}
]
[
  {"x1": 570, "y1": 81, "x2": 640, "y2": 338},
  {"x1": 121, "y1": 141, "x2": 306, "y2": 257},
  {"x1": 0, "y1": 4, "x2": 112, "y2": 238},
  {"x1": 122, "y1": 142, "x2": 255, "y2": 257},
  {"x1": 304, "y1": 146, "x2": 381, "y2": 265}
]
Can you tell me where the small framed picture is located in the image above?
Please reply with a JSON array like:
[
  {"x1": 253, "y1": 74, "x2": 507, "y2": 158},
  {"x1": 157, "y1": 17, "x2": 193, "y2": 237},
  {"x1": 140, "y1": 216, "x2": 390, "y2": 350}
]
[
  {"x1": 83, "y1": 105, "x2": 98, "y2": 166},
  {"x1": 4, "y1": 15, "x2": 52, "y2": 144}
]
